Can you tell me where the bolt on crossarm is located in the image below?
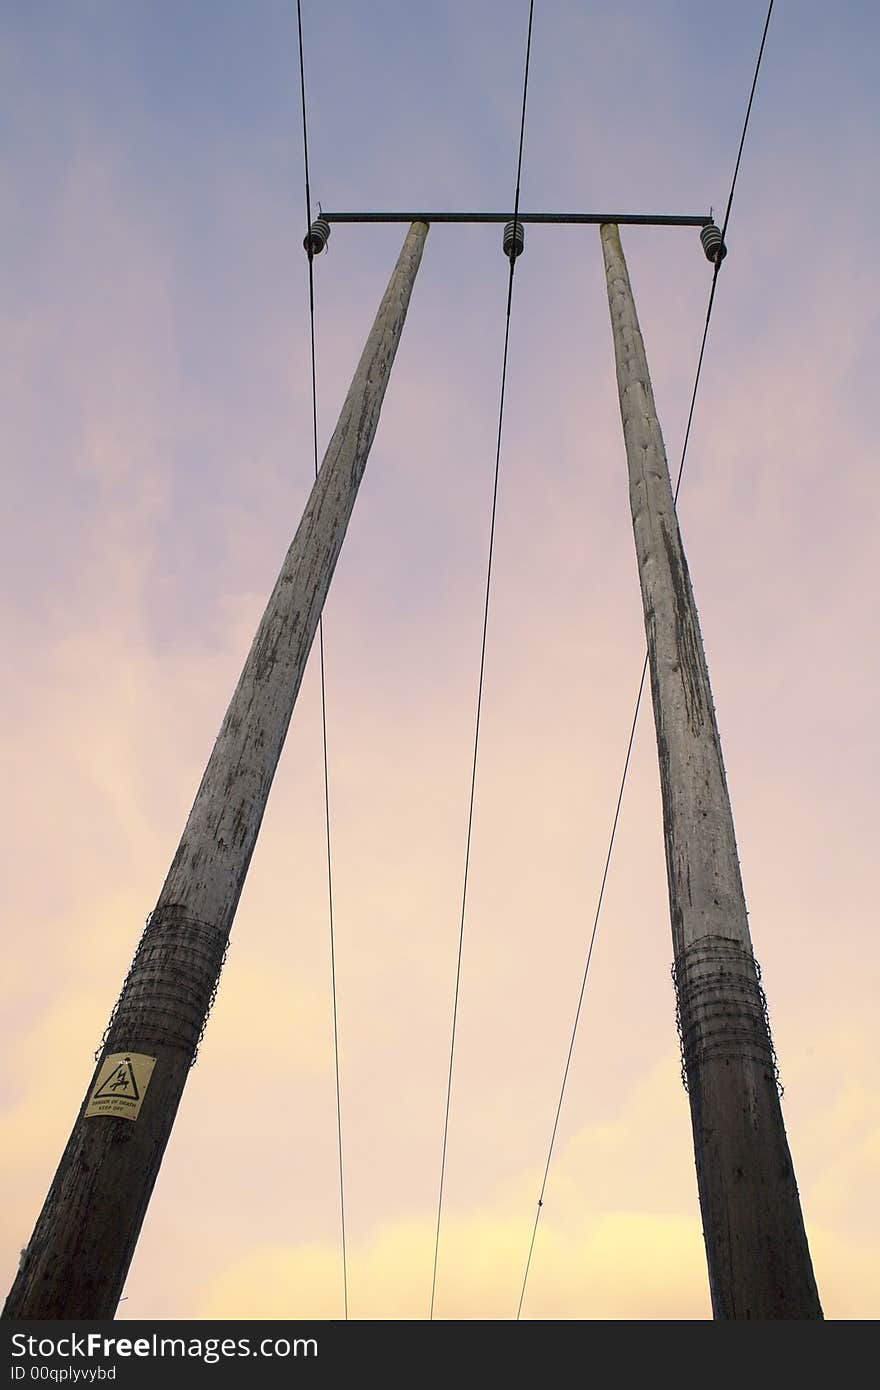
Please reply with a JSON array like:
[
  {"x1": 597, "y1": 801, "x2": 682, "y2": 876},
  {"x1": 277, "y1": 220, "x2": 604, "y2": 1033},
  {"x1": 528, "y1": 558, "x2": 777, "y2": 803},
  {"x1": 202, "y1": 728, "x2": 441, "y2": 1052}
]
[
  {"x1": 3, "y1": 220, "x2": 429, "y2": 1320},
  {"x1": 599, "y1": 221, "x2": 821, "y2": 1319}
]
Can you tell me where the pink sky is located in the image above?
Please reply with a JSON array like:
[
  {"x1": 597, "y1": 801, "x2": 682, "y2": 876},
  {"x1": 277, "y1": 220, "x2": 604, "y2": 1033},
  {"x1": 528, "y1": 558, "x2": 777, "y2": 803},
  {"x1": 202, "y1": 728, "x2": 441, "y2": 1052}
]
[{"x1": 2, "y1": 1, "x2": 878, "y2": 1318}]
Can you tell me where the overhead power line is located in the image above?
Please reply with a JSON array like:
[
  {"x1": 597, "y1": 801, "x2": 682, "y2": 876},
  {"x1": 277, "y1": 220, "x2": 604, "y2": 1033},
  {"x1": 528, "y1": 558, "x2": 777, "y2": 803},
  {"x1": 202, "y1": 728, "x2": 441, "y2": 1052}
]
[
  {"x1": 515, "y1": 0, "x2": 776, "y2": 1320},
  {"x1": 296, "y1": 0, "x2": 349, "y2": 1322},
  {"x1": 430, "y1": 0, "x2": 537, "y2": 1322}
]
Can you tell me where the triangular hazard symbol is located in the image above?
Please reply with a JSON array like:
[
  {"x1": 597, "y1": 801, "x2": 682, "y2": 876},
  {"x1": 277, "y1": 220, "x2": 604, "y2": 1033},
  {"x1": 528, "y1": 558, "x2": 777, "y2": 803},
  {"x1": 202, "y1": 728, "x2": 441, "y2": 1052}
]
[{"x1": 93, "y1": 1057, "x2": 140, "y2": 1102}]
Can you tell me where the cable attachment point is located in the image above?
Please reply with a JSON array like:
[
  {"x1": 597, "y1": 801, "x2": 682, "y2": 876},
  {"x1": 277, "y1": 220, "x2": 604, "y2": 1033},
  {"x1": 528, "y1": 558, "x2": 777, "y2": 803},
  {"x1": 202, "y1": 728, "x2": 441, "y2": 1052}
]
[
  {"x1": 304, "y1": 216, "x2": 331, "y2": 257},
  {"x1": 503, "y1": 218, "x2": 525, "y2": 261},
  {"x1": 700, "y1": 221, "x2": 727, "y2": 265}
]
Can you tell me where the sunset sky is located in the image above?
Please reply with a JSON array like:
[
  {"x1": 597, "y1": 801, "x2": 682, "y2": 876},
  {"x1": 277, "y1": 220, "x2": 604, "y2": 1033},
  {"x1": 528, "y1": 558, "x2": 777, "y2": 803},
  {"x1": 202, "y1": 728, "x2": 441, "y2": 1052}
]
[{"x1": 2, "y1": 1, "x2": 878, "y2": 1320}]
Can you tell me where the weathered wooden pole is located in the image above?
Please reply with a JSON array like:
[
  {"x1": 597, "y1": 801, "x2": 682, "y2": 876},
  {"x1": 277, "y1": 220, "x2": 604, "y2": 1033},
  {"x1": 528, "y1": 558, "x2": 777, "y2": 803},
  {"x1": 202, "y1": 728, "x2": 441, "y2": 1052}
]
[
  {"x1": 4, "y1": 220, "x2": 429, "y2": 1320},
  {"x1": 599, "y1": 222, "x2": 821, "y2": 1319}
]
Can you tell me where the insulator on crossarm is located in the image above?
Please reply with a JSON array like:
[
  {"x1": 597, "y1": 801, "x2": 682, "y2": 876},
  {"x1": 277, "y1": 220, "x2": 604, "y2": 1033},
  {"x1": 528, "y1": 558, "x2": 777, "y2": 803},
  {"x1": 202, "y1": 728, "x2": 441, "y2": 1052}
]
[
  {"x1": 304, "y1": 216, "x2": 331, "y2": 257},
  {"x1": 700, "y1": 221, "x2": 727, "y2": 264},
  {"x1": 503, "y1": 219, "x2": 525, "y2": 261}
]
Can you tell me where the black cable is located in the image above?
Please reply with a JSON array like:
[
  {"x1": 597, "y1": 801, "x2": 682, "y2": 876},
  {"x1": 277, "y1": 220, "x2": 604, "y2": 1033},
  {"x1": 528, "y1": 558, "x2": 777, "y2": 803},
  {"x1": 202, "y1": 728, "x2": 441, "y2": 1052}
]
[
  {"x1": 515, "y1": 277, "x2": 714, "y2": 1320},
  {"x1": 516, "y1": 653, "x2": 649, "y2": 1318},
  {"x1": 296, "y1": 0, "x2": 349, "y2": 1322},
  {"x1": 515, "y1": 0, "x2": 775, "y2": 1319},
  {"x1": 719, "y1": 0, "x2": 775, "y2": 250},
  {"x1": 429, "y1": 0, "x2": 536, "y2": 1322}
]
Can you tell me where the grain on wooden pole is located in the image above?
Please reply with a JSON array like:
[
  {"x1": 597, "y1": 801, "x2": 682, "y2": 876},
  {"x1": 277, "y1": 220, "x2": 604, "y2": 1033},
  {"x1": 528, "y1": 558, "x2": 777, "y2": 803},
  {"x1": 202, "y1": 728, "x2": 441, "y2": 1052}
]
[
  {"x1": 599, "y1": 221, "x2": 821, "y2": 1319},
  {"x1": 3, "y1": 220, "x2": 429, "y2": 1320}
]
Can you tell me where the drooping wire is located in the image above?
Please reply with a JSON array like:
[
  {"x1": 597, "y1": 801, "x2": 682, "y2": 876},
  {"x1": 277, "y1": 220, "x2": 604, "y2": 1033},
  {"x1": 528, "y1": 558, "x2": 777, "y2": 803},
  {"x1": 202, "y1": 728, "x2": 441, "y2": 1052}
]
[
  {"x1": 296, "y1": 0, "x2": 349, "y2": 1322},
  {"x1": 515, "y1": 0, "x2": 775, "y2": 1320},
  {"x1": 515, "y1": 653, "x2": 650, "y2": 1319},
  {"x1": 515, "y1": 279, "x2": 714, "y2": 1319},
  {"x1": 718, "y1": 0, "x2": 775, "y2": 250},
  {"x1": 429, "y1": 0, "x2": 536, "y2": 1322}
]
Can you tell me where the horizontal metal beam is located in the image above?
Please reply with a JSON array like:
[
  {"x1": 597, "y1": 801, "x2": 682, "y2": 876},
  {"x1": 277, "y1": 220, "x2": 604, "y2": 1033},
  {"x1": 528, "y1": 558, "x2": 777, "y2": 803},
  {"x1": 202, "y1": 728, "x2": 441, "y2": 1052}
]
[{"x1": 321, "y1": 211, "x2": 713, "y2": 228}]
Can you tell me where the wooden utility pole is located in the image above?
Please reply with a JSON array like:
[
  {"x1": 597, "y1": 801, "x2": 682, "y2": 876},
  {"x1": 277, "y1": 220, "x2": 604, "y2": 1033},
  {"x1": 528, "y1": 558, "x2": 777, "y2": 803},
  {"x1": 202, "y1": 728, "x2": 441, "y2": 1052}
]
[
  {"x1": 4, "y1": 220, "x2": 429, "y2": 1320},
  {"x1": 599, "y1": 222, "x2": 822, "y2": 1319}
]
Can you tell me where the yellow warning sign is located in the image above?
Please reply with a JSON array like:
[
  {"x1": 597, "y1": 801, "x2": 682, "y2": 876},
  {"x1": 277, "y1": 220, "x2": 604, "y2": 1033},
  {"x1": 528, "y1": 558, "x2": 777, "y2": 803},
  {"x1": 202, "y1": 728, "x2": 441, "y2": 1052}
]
[{"x1": 85, "y1": 1053, "x2": 156, "y2": 1121}]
